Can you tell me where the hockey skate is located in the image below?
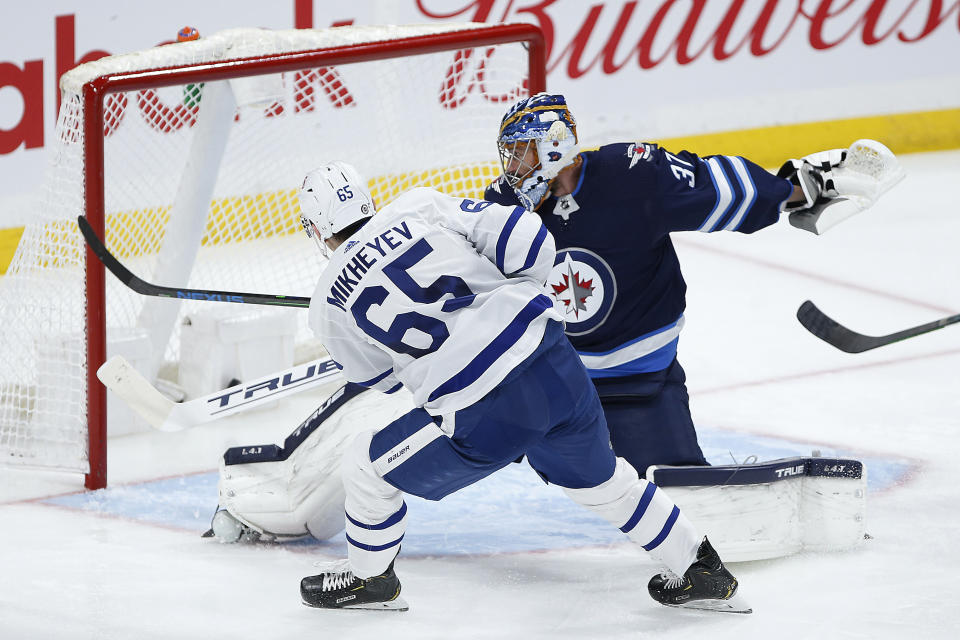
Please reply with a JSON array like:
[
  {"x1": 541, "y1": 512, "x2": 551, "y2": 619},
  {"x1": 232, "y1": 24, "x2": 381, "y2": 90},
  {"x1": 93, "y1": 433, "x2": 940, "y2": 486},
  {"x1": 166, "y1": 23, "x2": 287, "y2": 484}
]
[
  {"x1": 647, "y1": 537, "x2": 752, "y2": 614},
  {"x1": 300, "y1": 559, "x2": 408, "y2": 611}
]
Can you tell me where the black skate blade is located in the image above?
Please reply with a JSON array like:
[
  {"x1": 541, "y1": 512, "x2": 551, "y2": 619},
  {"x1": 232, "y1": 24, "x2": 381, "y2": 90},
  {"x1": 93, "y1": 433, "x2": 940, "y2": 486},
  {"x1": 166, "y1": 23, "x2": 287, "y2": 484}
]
[
  {"x1": 345, "y1": 596, "x2": 409, "y2": 612},
  {"x1": 664, "y1": 593, "x2": 752, "y2": 614},
  {"x1": 301, "y1": 596, "x2": 409, "y2": 612}
]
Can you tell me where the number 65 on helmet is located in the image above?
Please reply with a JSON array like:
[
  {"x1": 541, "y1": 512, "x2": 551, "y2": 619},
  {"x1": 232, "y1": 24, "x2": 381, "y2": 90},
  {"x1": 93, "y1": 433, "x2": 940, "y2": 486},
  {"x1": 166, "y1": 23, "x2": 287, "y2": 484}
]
[{"x1": 298, "y1": 161, "x2": 377, "y2": 254}]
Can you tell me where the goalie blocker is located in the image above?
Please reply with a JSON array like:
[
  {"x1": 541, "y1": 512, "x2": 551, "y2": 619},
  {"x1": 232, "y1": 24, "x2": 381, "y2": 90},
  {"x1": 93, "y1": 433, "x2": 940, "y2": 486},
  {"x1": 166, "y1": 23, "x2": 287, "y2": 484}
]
[{"x1": 208, "y1": 384, "x2": 866, "y2": 560}]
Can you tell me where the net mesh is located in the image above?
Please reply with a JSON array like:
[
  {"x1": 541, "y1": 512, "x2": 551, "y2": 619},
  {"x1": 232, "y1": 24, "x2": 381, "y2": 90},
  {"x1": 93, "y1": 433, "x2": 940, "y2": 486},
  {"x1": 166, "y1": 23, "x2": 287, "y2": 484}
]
[{"x1": 0, "y1": 25, "x2": 530, "y2": 473}]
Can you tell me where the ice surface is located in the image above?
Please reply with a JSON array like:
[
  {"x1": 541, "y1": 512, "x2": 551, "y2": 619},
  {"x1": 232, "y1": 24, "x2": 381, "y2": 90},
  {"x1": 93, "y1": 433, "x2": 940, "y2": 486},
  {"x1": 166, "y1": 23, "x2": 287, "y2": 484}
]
[{"x1": 2, "y1": 150, "x2": 958, "y2": 639}]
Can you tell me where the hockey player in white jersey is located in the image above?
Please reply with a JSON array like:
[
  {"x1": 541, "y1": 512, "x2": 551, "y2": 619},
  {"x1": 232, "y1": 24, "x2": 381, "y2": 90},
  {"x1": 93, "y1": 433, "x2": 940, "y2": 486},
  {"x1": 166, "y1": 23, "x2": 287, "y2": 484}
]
[{"x1": 294, "y1": 161, "x2": 747, "y2": 612}]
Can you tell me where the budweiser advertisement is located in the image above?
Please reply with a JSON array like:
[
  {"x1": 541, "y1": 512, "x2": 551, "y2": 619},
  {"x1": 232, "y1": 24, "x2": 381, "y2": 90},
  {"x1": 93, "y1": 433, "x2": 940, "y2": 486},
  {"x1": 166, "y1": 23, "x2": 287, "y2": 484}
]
[{"x1": 1, "y1": 0, "x2": 957, "y2": 225}]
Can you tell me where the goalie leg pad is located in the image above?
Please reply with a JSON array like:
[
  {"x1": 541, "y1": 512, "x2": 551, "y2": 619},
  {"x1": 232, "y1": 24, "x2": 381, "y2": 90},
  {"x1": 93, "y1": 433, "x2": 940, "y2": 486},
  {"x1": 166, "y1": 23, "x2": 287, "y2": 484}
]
[
  {"x1": 647, "y1": 457, "x2": 867, "y2": 562},
  {"x1": 217, "y1": 384, "x2": 415, "y2": 541}
]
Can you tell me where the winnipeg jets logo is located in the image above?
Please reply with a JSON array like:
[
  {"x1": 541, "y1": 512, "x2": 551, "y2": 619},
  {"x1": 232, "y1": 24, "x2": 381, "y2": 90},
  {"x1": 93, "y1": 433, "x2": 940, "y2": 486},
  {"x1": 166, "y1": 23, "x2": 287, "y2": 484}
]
[
  {"x1": 546, "y1": 249, "x2": 617, "y2": 336},
  {"x1": 551, "y1": 259, "x2": 594, "y2": 318}
]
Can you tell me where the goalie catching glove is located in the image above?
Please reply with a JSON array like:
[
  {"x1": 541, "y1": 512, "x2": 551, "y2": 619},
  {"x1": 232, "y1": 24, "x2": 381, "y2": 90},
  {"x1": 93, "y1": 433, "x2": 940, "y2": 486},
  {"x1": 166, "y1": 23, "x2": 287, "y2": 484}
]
[{"x1": 778, "y1": 139, "x2": 905, "y2": 235}]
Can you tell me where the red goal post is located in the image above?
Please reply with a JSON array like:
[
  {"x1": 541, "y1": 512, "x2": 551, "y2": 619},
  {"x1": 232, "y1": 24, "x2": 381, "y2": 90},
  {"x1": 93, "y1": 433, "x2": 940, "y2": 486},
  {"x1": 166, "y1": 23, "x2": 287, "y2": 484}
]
[{"x1": 0, "y1": 23, "x2": 546, "y2": 489}]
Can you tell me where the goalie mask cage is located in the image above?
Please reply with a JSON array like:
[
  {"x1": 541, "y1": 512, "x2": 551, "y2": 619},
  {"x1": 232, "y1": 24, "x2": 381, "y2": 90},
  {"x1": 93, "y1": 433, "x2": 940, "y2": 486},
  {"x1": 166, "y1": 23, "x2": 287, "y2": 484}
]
[{"x1": 0, "y1": 23, "x2": 545, "y2": 489}]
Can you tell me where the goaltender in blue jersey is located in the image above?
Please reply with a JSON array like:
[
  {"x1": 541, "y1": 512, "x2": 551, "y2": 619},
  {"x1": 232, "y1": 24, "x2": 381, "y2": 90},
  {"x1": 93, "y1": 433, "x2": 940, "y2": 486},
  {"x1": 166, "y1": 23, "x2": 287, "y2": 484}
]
[{"x1": 485, "y1": 93, "x2": 900, "y2": 476}]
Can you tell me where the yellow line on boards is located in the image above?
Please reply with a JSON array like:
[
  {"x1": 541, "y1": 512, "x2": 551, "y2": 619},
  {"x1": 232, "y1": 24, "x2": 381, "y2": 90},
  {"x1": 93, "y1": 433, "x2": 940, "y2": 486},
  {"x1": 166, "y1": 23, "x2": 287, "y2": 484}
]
[
  {"x1": 0, "y1": 226, "x2": 23, "y2": 275},
  {"x1": 653, "y1": 107, "x2": 960, "y2": 169},
  {"x1": 1, "y1": 107, "x2": 957, "y2": 275}
]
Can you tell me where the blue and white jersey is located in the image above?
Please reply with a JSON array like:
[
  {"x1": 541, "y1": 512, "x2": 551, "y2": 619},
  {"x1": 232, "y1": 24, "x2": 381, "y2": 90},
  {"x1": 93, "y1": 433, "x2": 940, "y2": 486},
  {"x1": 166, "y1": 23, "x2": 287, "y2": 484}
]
[
  {"x1": 485, "y1": 143, "x2": 793, "y2": 378},
  {"x1": 310, "y1": 187, "x2": 561, "y2": 416}
]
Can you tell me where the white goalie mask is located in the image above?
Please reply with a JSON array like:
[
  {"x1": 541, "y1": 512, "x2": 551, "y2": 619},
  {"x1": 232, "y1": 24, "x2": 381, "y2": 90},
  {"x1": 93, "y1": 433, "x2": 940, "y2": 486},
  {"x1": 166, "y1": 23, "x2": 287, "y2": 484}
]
[
  {"x1": 497, "y1": 93, "x2": 580, "y2": 211},
  {"x1": 298, "y1": 161, "x2": 376, "y2": 255}
]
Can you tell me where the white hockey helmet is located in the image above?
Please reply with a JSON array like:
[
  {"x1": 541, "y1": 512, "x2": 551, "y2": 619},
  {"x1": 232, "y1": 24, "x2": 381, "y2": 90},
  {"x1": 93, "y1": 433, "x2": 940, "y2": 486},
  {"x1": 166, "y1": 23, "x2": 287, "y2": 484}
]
[
  {"x1": 497, "y1": 93, "x2": 579, "y2": 210},
  {"x1": 298, "y1": 161, "x2": 376, "y2": 253}
]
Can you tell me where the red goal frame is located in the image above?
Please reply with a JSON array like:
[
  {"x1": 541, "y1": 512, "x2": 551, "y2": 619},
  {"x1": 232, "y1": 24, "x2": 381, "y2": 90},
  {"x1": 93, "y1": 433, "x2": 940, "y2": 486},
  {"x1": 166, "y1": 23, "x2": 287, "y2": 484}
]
[{"x1": 79, "y1": 23, "x2": 547, "y2": 489}]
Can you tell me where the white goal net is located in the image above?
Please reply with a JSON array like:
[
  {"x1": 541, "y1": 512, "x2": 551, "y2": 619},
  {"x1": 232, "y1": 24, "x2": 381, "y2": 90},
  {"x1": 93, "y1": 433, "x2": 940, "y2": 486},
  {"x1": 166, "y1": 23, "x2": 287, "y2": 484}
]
[{"x1": 0, "y1": 23, "x2": 544, "y2": 487}]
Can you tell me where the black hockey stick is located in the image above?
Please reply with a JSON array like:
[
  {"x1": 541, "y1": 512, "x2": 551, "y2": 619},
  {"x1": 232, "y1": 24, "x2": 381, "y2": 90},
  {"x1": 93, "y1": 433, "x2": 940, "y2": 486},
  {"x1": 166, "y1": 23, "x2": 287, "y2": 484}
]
[
  {"x1": 77, "y1": 215, "x2": 310, "y2": 308},
  {"x1": 796, "y1": 300, "x2": 960, "y2": 353}
]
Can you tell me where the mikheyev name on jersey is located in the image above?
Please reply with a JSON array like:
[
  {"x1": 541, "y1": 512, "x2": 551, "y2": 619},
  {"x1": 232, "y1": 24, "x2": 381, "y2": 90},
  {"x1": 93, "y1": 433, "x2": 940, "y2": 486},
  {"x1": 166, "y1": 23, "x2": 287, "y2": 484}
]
[{"x1": 326, "y1": 221, "x2": 414, "y2": 311}]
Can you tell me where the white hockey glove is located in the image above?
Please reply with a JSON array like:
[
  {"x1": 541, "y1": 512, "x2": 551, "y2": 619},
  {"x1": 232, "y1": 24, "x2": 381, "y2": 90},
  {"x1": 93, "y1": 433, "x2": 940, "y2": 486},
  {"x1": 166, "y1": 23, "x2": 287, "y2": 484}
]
[{"x1": 778, "y1": 139, "x2": 905, "y2": 235}]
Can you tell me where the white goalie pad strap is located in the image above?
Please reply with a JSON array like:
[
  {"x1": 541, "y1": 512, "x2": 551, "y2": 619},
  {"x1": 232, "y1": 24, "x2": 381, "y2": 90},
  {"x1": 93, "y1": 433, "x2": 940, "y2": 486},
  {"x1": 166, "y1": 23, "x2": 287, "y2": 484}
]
[
  {"x1": 217, "y1": 385, "x2": 415, "y2": 541},
  {"x1": 802, "y1": 148, "x2": 846, "y2": 168},
  {"x1": 648, "y1": 457, "x2": 867, "y2": 562}
]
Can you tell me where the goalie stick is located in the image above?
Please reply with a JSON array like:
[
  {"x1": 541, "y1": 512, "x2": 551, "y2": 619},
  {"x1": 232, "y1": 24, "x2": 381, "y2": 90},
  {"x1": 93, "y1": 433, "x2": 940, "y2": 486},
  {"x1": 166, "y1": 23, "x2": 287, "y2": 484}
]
[
  {"x1": 77, "y1": 215, "x2": 310, "y2": 308},
  {"x1": 98, "y1": 355, "x2": 344, "y2": 431},
  {"x1": 797, "y1": 300, "x2": 960, "y2": 353}
]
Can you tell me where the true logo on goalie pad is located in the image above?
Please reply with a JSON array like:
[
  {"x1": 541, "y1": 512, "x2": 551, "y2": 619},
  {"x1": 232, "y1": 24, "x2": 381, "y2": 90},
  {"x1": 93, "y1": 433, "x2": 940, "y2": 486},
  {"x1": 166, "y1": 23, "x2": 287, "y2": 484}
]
[
  {"x1": 223, "y1": 383, "x2": 367, "y2": 466},
  {"x1": 650, "y1": 457, "x2": 863, "y2": 488},
  {"x1": 775, "y1": 464, "x2": 804, "y2": 478},
  {"x1": 290, "y1": 384, "x2": 348, "y2": 441}
]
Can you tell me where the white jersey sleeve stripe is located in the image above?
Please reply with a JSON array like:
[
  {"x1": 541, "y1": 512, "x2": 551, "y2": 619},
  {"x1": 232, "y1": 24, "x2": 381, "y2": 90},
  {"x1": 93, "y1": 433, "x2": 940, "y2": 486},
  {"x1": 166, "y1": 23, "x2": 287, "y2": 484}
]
[
  {"x1": 495, "y1": 206, "x2": 527, "y2": 272},
  {"x1": 698, "y1": 158, "x2": 734, "y2": 232},
  {"x1": 512, "y1": 223, "x2": 549, "y2": 276},
  {"x1": 357, "y1": 369, "x2": 393, "y2": 386},
  {"x1": 356, "y1": 368, "x2": 401, "y2": 393},
  {"x1": 722, "y1": 156, "x2": 758, "y2": 231},
  {"x1": 426, "y1": 294, "x2": 552, "y2": 404}
]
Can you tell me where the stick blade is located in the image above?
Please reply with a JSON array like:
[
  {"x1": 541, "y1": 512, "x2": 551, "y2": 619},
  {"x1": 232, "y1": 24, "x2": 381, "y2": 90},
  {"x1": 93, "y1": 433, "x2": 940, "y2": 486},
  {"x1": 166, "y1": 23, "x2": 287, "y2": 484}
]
[
  {"x1": 796, "y1": 300, "x2": 874, "y2": 353},
  {"x1": 96, "y1": 356, "x2": 179, "y2": 431},
  {"x1": 798, "y1": 300, "x2": 960, "y2": 354}
]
